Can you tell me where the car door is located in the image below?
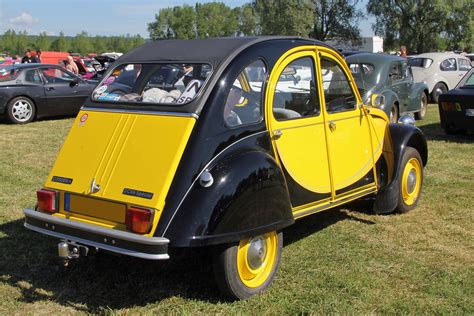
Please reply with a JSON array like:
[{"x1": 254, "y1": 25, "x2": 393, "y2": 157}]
[
  {"x1": 266, "y1": 49, "x2": 332, "y2": 213},
  {"x1": 39, "y1": 66, "x2": 87, "y2": 116},
  {"x1": 21, "y1": 68, "x2": 48, "y2": 114},
  {"x1": 389, "y1": 61, "x2": 408, "y2": 112},
  {"x1": 318, "y1": 49, "x2": 377, "y2": 197}
]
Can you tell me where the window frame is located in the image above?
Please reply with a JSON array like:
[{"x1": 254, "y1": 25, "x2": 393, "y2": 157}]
[{"x1": 22, "y1": 68, "x2": 44, "y2": 85}]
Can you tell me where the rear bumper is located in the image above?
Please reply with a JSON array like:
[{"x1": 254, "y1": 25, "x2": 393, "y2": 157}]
[{"x1": 23, "y1": 208, "x2": 170, "y2": 260}]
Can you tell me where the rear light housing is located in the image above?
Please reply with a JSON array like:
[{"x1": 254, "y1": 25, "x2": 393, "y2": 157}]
[
  {"x1": 126, "y1": 206, "x2": 153, "y2": 234},
  {"x1": 36, "y1": 188, "x2": 59, "y2": 213}
]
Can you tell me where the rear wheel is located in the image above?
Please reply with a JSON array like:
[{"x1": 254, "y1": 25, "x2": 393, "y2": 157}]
[
  {"x1": 396, "y1": 147, "x2": 423, "y2": 213},
  {"x1": 6, "y1": 96, "x2": 36, "y2": 124},
  {"x1": 415, "y1": 92, "x2": 428, "y2": 120},
  {"x1": 389, "y1": 104, "x2": 399, "y2": 123},
  {"x1": 212, "y1": 231, "x2": 282, "y2": 300},
  {"x1": 430, "y1": 82, "x2": 447, "y2": 104}
]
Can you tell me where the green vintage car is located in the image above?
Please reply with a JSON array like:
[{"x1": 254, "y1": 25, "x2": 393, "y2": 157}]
[{"x1": 346, "y1": 53, "x2": 429, "y2": 123}]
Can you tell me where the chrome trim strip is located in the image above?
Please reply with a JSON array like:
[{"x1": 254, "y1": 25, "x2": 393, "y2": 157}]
[
  {"x1": 24, "y1": 209, "x2": 169, "y2": 246},
  {"x1": 24, "y1": 223, "x2": 169, "y2": 260},
  {"x1": 162, "y1": 130, "x2": 268, "y2": 235},
  {"x1": 82, "y1": 107, "x2": 199, "y2": 119}
]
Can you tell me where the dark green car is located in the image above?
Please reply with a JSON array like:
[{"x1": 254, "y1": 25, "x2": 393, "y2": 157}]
[{"x1": 346, "y1": 53, "x2": 429, "y2": 123}]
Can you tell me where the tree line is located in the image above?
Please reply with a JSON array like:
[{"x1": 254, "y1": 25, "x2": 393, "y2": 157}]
[
  {"x1": 0, "y1": 30, "x2": 145, "y2": 55},
  {"x1": 148, "y1": 0, "x2": 473, "y2": 53}
]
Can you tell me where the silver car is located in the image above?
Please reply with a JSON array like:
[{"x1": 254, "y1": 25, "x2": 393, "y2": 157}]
[{"x1": 410, "y1": 53, "x2": 472, "y2": 103}]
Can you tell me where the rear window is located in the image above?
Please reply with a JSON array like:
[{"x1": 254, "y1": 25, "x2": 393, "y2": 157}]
[
  {"x1": 92, "y1": 63, "x2": 212, "y2": 105},
  {"x1": 408, "y1": 58, "x2": 433, "y2": 68},
  {"x1": 0, "y1": 67, "x2": 20, "y2": 81}
]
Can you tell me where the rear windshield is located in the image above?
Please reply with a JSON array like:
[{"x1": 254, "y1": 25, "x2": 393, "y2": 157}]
[
  {"x1": 0, "y1": 66, "x2": 20, "y2": 81},
  {"x1": 92, "y1": 63, "x2": 212, "y2": 105},
  {"x1": 348, "y1": 63, "x2": 378, "y2": 85},
  {"x1": 408, "y1": 58, "x2": 433, "y2": 68}
]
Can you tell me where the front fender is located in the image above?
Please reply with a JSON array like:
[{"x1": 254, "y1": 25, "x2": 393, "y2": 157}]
[
  {"x1": 163, "y1": 150, "x2": 293, "y2": 247},
  {"x1": 380, "y1": 90, "x2": 399, "y2": 116}
]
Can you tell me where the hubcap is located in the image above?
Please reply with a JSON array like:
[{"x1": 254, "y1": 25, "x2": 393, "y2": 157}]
[
  {"x1": 402, "y1": 158, "x2": 421, "y2": 205},
  {"x1": 237, "y1": 232, "x2": 278, "y2": 288},
  {"x1": 12, "y1": 100, "x2": 32, "y2": 122}
]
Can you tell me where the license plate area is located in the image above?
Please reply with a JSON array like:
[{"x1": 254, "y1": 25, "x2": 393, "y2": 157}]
[{"x1": 64, "y1": 193, "x2": 126, "y2": 224}]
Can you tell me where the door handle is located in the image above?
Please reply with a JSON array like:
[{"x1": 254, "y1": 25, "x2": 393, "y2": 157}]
[
  {"x1": 328, "y1": 121, "x2": 336, "y2": 132},
  {"x1": 46, "y1": 87, "x2": 55, "y2": 91},
  {"x1": 273, "y1": 129, "x2": 283, "y2": 139}
]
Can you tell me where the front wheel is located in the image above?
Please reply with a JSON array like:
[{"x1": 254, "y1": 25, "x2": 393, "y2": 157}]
[
  {"x1": 415, "y1": 92, "x2": 428, "y2": 120},
  {"x1": 212, "y1": 231, "x2": 283, "y2": 300},
  {"x1": 396, "y1": 147, "x2": 424, "y2": 213}
]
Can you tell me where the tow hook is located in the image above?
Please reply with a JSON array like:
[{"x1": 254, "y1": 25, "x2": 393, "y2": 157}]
[{"x1": 58, "y1": 241, "x2": 91, "y2": 267}]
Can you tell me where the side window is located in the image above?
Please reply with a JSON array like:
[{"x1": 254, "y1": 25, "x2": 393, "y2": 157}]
[
  {"x1": 272, "y1": 56, "x2": 319, "y2": 121},
  {"x1": 440, "y1": 58, "x2": 457, "y2": 71},
  {"x1": 458, "y1": 59, "x2": 472, "y2": 71},
  {"x1": 390, "y1": 62, "x2": 403, "y2": 81},
  {"x1": 224, "y1": 60, "x2": 266, "y2": 127},
  {"x1": 321, "y1": 58, "x2": 357, "y2": 113},
  {"x1": 24, "y1": 69, "x2": 42, "y2": 84},
  {"x1": 41, "y1": 67, "x2": 74, "y2": 83}
]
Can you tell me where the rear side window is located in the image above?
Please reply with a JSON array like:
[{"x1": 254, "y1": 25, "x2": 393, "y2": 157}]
[
  {"x1": 408, "y1": 58, "x2": 433, "y2": 68},
  {"x1": 24, "y1": 69, "x2": 42, "y2": 84},
  {"x1": 272, "y1": 56, "x2": 320, "y2": 121},
  {"x1": 458, "y1": 59, "x2": 472, "y2": 71},
  {"x1": 92, "y1": 63, "x2": 212, "y2": 105},
  {"x1": 440, "y1": 58, "x2": 457, "y2": 71},
  {"x1": 224, "y1": 60, "x2": 266, "y2": 127},
  {"x1": 0, "y1": 67, "x2": 19, "y2": 81},
  {"x1": 321, "y1": 58, "x2": 357, "y2": 113}
]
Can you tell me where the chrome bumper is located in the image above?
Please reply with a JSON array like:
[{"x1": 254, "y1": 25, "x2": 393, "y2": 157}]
[{"x1": 23, "y1": 208, "x2": 170, "y2": 260}]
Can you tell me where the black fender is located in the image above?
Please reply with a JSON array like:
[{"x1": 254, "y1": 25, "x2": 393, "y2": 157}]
[
  {"x1": 162, "y1": 149, "x2": 294, "y2": 247},
  {"x1": 374, "y1": 123, "x2": 428, "y2": 213}
]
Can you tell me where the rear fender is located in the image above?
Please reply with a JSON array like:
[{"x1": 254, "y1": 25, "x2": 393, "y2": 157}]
[
  {"x1": 162, "y1": 149, "x2": 294, "y2": 247},
  {"x1": 380, "y1": 90, "x2": 398, "y2": 116}
]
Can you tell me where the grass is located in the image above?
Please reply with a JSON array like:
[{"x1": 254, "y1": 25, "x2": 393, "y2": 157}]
[{"x1": 0, "y1": 105, "x2": 473, "y2": 314}]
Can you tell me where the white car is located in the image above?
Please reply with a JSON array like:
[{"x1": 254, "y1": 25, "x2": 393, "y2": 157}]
[{"x1": 409, "y1": 53, "x2": 472, "y2": 103}]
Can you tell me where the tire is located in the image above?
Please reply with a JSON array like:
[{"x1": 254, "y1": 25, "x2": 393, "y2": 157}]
[
  {"x1": 414, "y1": 92, "x2": 428, "y2": 120},
  {"x1": 396, "y1": 147, "x2": 423, "y2": 213},
  {"x1": 212, "y1": 231, "x2": 283, "y2": 300},
  {"x1": 6, "y1": 96, "x2": 36, "y2": 124},
  {"x1": 389, "y1": 104, "x2": 399, "y2": 124},
  {"x1": 430, "y1": 82, "x2": 447, "y2": 104}
]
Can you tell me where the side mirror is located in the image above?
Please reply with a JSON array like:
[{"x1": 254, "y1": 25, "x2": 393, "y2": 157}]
[
  {"x1": 70, "y1": 77, "x2": 80, "y2": 87},
  {"x1": 370, "y1": 93, "x2": 385, "y2": 108}
]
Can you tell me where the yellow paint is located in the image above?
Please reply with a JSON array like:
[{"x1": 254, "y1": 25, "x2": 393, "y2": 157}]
[
  {"x1": 237, "y1": 231, "x2": 278, "y2": 288},
  {"x1": 266, "y1": 49, "x2": 332, "y2": 194},
  {"x1": 68, "y1": 193, "x2": 127, "y2": 223},
  {"x1": 45, "y1": 109, "x2": 195, "y2": 236}
]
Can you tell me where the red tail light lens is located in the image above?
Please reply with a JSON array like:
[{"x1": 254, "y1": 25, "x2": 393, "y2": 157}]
[
  {"x1": 37, "y1": 189, "x2": 58, "y2": 213},
  {"x1": 126, "y1": 207, "x2": 152, "y2": 234}
]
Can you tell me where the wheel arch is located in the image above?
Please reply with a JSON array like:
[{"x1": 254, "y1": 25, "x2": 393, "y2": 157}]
[{"x1": 7, "y1": 95, "x2": 38, "y2": 120}]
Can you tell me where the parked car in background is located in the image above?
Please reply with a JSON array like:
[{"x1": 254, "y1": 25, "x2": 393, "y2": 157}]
[
  {"x1": 346, "y1": 53, "x2": 429, "y2": 122},
  {"x1": 409, "y1": 53, "x2": 472, "y2": 103},
  {"x1": 0, "y1": 64, "x2": 96, "y2": 124},
  {"x1": 438, "y1": 67, "x2": 474, "y2": 134},
  {"x1": 23, "y1": 37, "x2": 427, "y2": 300}
]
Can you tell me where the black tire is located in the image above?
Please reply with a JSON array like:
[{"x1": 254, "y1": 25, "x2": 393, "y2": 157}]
[
  {"x1": 396, "y1": 147, "x2": 423, "y2": 213},
  {"x1": 430, "y1": 82, "x2": 447, "y2": 104},
  {"x1": 414, "y1": 92, "x2": 428, "y2": 120},
  {"x1": 212, "y1": 231, "x2": 283, "y2": 300},
  {"x1": 389, "y1": 103, "x2": 399, "y2": 124},
  {"x1": 6, "y1": 96, "x2": 36, "y2": 124}
]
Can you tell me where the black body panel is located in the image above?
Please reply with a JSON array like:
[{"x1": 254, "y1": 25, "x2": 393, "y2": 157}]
[{"x1": 438, "y1": 88, "x2": 474, "y2": 132}]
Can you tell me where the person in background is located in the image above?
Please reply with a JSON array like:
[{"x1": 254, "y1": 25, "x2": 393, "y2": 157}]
[
  {"x1": 21, "y1": 49, "x2": 37, "y2": 63},
  {"x1": 13, "y1": 54, "x2": 21, "y2": 64},
  {"x1": 35, "y1": 49, "x2": 42, "y2": 63},
  {"x1": 400, "y1": 46, "x2": 408, "y2": 58},
  {"x1": 65, "y1": 55, "x2": 79, "y2": 74}
]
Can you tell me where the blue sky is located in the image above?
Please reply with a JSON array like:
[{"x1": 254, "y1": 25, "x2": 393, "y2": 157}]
[{"x1": 0, "y1": 0, "x2": 374, "y2": 38}]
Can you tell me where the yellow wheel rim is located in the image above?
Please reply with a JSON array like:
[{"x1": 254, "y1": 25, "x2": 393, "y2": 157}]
[
  {"x1": 237, "y1": 232, "x2": 278, "y2": 288},
  {"x1": 401, "y1": 157, "x2": 421, "y2": 205}
]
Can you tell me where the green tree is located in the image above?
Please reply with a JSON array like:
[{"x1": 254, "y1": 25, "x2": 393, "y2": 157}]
[
  {"x1": 311, "y1": 0, "x2": 362, "y2": 43},
  {"x1": 443, "y1": 0, "x2": 473, "y2": 52},
  {"x1": 195, "y1": 2, "x2": 238, "y2": 38},
  {"x1": 253, "y1": 0, "x2": 314, "y2": 36},
  {"x1": 72, "y1": 31, "x2": 93, "y2": 54},
  {"x1": 1, "y1": 29, "x2": 18, "y2": 54},
  {"x1": 148, "y1": 8, "x2": 175, "y2": 39},
  {"x1": 36, "y1": 31, "x2": 51, "y2": 51},
  {"x1": 16, "y1": 31, "x2": 29, "y2": 54},
  {"x1": 236, "y1": 4, "x2": 260, "y2": 36},
  {"x1": 367, "y1": 0, "x2": 447, "y2": 53},
  {"x1": 51, "y1": 31, "x2": 69, "y2": 52}
]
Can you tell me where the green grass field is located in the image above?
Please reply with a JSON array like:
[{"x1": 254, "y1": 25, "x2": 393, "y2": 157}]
[{"x1": 0, "y1": 105, "x2": 473, "y2": 314}]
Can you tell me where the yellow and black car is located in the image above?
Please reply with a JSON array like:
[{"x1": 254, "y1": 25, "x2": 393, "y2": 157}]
[{"x1": 23, "y1": 37, "x2": 427, "y2": 300}]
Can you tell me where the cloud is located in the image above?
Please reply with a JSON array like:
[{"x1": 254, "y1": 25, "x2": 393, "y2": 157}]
[{"x1": 9, "y1": 12, "x2": 39, "y2": 29}]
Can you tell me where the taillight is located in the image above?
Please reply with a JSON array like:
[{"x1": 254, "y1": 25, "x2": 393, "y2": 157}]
[
  {"x1": 126, "y1": 206, "x2": 152, "y2": 234},
  {"x1": 37, "y1": 189, "x2": 58, "y2": 213}
]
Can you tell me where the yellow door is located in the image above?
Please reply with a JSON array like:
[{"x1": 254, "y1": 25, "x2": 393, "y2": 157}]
[
  {"x1": 317, "y1": 49, "x2": 377, "y2": 195},
  {"x1": 266, "y1": 48, "x2": 331, "y2": 209}
]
